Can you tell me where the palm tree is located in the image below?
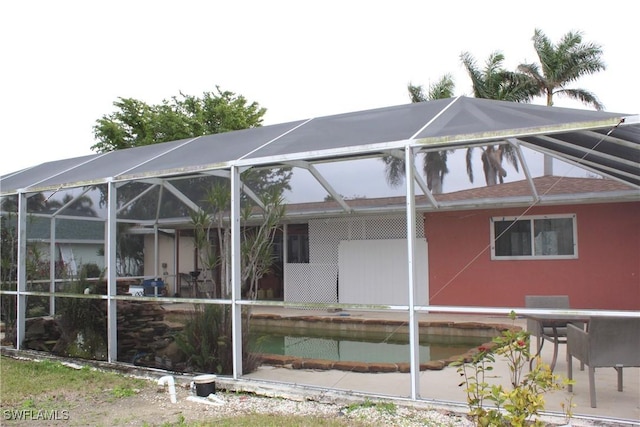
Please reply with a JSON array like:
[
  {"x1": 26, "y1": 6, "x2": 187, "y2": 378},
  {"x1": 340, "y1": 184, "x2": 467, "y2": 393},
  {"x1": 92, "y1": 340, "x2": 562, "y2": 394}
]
[
  {"x1": 1, "y1": 193, "x2": 61, "y2": 213},
  {"x1": 460, "y1": 51, "x2": 538, "y2": 186},
  {"x1": 518, "y1": 28, "x2": 606, "y2": 110},
  {"x1": 47, "y1": 194, "x2": 98, "y2": 217},
  {"x1": 518, "y1": 29, "x2": 606, "y2": 175},
  {"x1": 383, "y1": 75, "x2": 455, "y2": 194}
]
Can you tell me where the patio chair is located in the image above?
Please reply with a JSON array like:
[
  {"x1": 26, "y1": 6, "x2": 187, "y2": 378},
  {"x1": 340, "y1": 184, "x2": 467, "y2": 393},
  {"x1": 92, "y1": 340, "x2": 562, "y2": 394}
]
[
  {"x1": 567, "y1": 317, "x2": 640, "y2": 408},
  {"x1": 524, "y1": 295, "x2": 585, "y2": 371},
  {"x1": 178, "y1": 272, "x2": 195, "y2": 297}
]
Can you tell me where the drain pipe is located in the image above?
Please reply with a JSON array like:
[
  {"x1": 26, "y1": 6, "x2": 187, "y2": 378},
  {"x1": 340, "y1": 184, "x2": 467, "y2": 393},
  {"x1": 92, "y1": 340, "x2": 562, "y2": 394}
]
[{"x1": 158, "y1": 376, "x2": 177, "y2": 403}]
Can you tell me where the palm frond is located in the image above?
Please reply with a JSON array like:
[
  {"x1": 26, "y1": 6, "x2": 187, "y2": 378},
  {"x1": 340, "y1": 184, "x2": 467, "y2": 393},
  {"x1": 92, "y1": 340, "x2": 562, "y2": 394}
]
[{"x1": 554, "y1": 88, "x2": 605, "y2": 110}]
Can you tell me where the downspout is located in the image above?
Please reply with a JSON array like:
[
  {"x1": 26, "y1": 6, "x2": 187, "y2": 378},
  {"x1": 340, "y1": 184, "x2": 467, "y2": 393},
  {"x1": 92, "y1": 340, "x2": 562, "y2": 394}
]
[{"x1": 158, "y1": 376, "x2": 177, "y2": 403}]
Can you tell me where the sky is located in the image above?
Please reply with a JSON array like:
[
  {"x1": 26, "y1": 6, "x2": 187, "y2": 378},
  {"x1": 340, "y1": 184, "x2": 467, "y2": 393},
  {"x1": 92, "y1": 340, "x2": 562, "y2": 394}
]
[{"x1": 1, "y1": 0, "x2": 638, "y2": 183}]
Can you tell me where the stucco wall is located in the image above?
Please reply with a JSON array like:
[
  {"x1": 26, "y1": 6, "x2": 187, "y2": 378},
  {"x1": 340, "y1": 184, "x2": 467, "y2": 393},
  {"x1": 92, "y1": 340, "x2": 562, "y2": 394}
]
[
  {"x1": 143, "y1": 233, "x2": 195, "y2": 295},
  {"x1": 424, "y1": 202, "x2": 640, "y2": 310}
]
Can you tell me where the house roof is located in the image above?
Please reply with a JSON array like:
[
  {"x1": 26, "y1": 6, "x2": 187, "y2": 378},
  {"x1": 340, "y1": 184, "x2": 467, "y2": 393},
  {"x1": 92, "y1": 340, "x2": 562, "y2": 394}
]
[
  {"x1": 281, "y1": 176, "x2": 639, "y2": 218},
  {"x1": 2, "y1": 215, "x2": 104, "y2": 241},
  {"x1": 1, "y1": 96, "x2": 639, "y2": 197},
  {"x1": 435, "y1": 175, "x2": 634, "y2": 202}
]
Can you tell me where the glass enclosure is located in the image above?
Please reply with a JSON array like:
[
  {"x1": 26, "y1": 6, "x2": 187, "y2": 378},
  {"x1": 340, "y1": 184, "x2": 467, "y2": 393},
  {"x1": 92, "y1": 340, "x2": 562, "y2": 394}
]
[{"x1": 1, "y1": 130, "x2": 637, "y2": 420}]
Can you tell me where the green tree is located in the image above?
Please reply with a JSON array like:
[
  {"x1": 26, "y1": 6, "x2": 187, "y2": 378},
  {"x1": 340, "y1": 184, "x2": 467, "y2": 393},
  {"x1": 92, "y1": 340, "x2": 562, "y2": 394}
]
[
  {"x1": 1, "y1": 193, "x2": 55, "y2": 213},
  {"x1": 518, "y1": 29, "x2": 606, "y2": 110},
  {"x1": 518, "y1": 29, "x2": 606, "y2": 176},
  {"x1": 92, "y1": 87, "x2": 292, "y2": 215},
  {"x1": 91, "y1": 87, "x2": 266, "y2": 152},
  {"x1": 460, "y1": 51, "x2": 538, "y2": 103},
  {"x1": 46, "y1": 194, "x2": 97, "y2": 217},
  {"x1": 383, "y1": 75, "x2": 456, "y2": 194},
  {"x1": 460, "y1": 51, "x2": 538, "y2": 186}
]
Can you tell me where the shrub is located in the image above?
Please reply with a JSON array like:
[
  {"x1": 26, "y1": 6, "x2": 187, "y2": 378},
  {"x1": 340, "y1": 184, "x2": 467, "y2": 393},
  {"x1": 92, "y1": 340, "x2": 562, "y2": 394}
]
[
  {"x1": 451, "y1": 311, "x2": 571, "y2": 426},
  {"x1": 53, "y1": 275, "x2": 107, "y2": 360},
  {"x1": 174, "y1": 304, "x2": 259, "y2": 375}
]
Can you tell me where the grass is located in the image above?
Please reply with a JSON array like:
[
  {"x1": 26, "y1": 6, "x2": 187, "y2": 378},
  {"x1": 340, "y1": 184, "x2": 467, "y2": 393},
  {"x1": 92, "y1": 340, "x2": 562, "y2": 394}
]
[
  {"x1": 0, "y1": 356, "x2": 369, "y2": 426},
  {"x1": 344, "y1": 398, "x2": 397, "y2": 415},
  {"x1": 0, "y1": 356, "x2": 146, "y2": 406}
]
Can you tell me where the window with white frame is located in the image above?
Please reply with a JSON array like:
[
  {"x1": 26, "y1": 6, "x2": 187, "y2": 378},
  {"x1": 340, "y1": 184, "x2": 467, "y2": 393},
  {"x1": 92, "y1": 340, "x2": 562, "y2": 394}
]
[{"x1": 490, "y1": 214, "x2": 577, "y2": 260}]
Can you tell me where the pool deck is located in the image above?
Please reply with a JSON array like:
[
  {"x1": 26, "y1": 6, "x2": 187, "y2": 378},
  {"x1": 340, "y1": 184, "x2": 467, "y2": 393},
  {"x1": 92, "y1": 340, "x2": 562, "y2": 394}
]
[{"x1": 243, "y1": 306, "x2": 640, "y2": 425}]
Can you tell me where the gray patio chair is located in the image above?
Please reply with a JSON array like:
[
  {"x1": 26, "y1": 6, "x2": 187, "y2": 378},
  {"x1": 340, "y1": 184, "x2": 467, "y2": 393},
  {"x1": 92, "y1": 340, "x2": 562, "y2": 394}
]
[
  {"x1": 567, "y1": 317, "x2": 640, "y2": 408},
  {"x1": 525, "y1": 295, "x2": 584, "y2": 370}
]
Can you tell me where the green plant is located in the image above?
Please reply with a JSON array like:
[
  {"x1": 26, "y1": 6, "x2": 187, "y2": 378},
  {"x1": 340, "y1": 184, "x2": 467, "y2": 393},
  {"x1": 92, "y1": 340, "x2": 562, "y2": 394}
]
[
  {"x1": 175, "y1": 304, "x2": 230, "y2": 374},
  {"x1": 344, "y1": 399, "x2": 396, "y2": 415},
  {"x1": 561, "y1": 394, "x2": 576, "y2": 424},
  {"x1": 451, "y1": 311, "x2": 571, "y2": 426},
  {"x1": 174, "y1": 304, "x2": 259, "y2": 375},
  {"x1": 375, "y1": 401, "x2": 397, "y2": 415},
  {"x1": 80, "y1": 262, "x2": 102, "y2": 279},
  {"x1": 111, "y1": 385, "x2": 137, "y2": 398},
  {"x1": 240, "y1": 188, "x2": 285, "y2": 300},
  {"x1": 190, "y1": 181, "x2": 286, "y2": 300},
  {"x1": 53, "y1": 274, "x2": 107, "y2": 359}
]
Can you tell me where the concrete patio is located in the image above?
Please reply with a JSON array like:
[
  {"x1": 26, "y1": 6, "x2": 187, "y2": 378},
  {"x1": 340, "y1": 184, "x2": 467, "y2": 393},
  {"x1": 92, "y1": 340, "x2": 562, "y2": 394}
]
[{"x1": 244, "y1": 307, "x2": 640, "y2": 425}]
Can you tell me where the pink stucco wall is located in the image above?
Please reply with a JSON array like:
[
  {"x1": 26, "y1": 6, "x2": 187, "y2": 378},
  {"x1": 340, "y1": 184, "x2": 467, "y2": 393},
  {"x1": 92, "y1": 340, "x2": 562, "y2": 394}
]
[{"x1": 424, "y1": 202, "x2": 640, "y2": 310}]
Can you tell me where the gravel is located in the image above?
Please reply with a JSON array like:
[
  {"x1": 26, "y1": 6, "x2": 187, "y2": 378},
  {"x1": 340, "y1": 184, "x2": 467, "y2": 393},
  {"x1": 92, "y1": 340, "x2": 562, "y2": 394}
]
[{"x1": 157, "y1": 385, "x2": 475, "y2": 426}]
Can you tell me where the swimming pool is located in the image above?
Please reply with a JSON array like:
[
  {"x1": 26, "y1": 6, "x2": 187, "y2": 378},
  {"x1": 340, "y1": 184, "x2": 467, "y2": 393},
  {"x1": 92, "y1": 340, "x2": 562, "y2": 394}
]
[
  {"x1": 249, "y1": 329, "x2": 488, "y2": 364},
  {"x1": 248, "y1": 313, "x2": 509, "y2": 371}
]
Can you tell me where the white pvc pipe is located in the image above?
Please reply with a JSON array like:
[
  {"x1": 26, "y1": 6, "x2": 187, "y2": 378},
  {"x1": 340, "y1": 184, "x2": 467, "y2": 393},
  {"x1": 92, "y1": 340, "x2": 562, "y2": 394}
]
[{"x1": 158, "y1": 376, "x2": 177, "y2": 403}]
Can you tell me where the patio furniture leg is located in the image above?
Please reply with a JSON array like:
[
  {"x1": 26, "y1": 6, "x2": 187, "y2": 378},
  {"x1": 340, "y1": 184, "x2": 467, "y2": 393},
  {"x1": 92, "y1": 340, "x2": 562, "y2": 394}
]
[
  {"x1": 550, "y1": 333, "x2": 559, "y2": 372},
  {"x1": 529, "y1": 335, "x2": 545, "y2": 370},
  {"x1": 615, "y1": 366, "x2": 623, "y2": 392},
  {"x1": 588, "y1": 365, "x2": 597, "y2": 408}
]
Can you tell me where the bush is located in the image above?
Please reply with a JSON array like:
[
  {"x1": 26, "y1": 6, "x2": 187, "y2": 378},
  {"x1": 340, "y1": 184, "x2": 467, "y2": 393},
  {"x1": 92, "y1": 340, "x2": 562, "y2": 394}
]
[
  {"x1": 175, "y1": 304, "x2": 259, "y2": 375},
  {"x1": 80, "y1": 263, "x2": 102, "y2": 279},
  {"x1": 53, "y1": 275, "x2": 107, "y2": 360},
  {"x1": 451, "y1": 311, "x2": 572, "y2": 426}
]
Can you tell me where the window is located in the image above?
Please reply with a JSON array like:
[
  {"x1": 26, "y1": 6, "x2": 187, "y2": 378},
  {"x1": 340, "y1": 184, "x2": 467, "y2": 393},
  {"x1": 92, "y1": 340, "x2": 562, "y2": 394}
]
[
  {"x1": 287, "y1": 234, "x2": 309, "y2": 263},
  {"x1": 272, "y1": 224, "x2": 310, "y2": 264},
  {"x1": 490, "y1": 214, "x2": 577, "y2": 260}
]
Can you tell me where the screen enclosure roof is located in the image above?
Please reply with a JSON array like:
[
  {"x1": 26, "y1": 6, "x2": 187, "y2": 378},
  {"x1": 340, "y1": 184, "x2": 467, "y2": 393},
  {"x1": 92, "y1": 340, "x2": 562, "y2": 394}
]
[{"x1": 2, "y1": 96, "x2": 639, "y2": 196}]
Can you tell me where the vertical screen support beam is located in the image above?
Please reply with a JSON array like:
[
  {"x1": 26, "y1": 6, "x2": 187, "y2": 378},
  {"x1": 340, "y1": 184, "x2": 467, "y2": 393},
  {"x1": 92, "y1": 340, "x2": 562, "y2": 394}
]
[
  {"x1": 49, "y1": 217, "x2": 56, "y2": 316},
  {"x1": 106, "y1": 180, "x2": 118, "y2": 362},
  {"x1": 230, "y1": 166, "x2": 243, "y2": 378},
  {"x1": 16, "y1": 192, "x2": 27, "y2": 349},
  {"x1": 405, "y1": 145, "x2": 420, "y2": 400}
]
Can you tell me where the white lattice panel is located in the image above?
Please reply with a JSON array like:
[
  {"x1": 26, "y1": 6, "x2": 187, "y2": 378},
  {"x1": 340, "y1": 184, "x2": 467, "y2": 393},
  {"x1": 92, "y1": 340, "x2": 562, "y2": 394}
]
[
  {"x1": 284, "y1": 215, "x2": 426, "y2": 304},
  {"x1": 284, "y1": 263, "x2": 338, "y2": 303}
]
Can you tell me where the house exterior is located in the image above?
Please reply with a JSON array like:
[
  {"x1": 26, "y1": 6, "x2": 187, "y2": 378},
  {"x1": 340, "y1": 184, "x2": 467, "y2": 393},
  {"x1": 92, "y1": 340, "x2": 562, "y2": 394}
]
[
  {"x1": 281, "y1": 176, "x2": 639, "y2": 310},
  {"x1": 2, "y1": 214, "x2": 105, "y2": 276},
  {"x1": 147, "y1": 176, "x2": 639, "y2": 310},
  {"x1": 2, "y1": 96, "x2": 638, "y2": 406},
  {"x1": 424, "y1": 177, "x2": 639, "y2": 310}
]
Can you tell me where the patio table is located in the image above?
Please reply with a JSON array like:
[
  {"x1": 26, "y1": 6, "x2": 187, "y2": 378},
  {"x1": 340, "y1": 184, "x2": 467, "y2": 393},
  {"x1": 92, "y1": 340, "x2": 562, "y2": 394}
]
[{"x1": 523, "y1": 313, "x2": 590, "y2": 372}]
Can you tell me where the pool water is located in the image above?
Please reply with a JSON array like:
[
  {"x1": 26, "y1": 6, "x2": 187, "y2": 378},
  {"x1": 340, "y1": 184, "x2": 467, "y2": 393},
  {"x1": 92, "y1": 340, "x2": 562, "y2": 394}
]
[{"x1": 249, "y1": 329, "x2": 488, "y2": 364}]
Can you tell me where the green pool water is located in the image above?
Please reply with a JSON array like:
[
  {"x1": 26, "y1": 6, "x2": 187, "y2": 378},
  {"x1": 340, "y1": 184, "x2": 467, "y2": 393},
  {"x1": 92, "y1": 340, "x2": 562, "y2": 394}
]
[{"x1": 248, "y1": 329, "x2": 488, "y2": 364}]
